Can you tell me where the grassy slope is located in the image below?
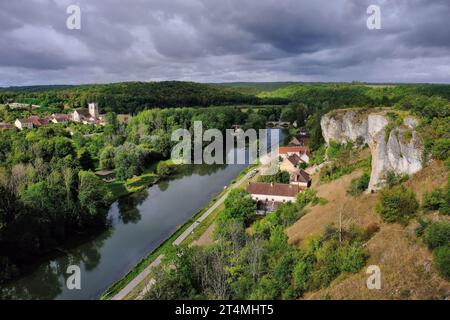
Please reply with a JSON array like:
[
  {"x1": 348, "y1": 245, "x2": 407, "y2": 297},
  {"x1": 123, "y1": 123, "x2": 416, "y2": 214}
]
[{"x1": 287, "y1": 161, "x2": 450, "y2": 300}]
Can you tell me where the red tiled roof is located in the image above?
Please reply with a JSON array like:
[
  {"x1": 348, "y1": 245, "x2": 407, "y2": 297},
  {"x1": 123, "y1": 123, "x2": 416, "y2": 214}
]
[
  {"x1": 75, "y1": 109, "x2": 91, "y2": 117},
  {"x1": 246, "y1": 182, "x2": 304, "y2": 197},
  {"x1": 17, "y1": 118, "x2": 33, "y2": 125},
  {"x1": 0, "y1": 123, "x2": 15, "y2": 130},
  {"x1": 288, "y1": 137, "x2": 302, "y2": 146},
  {"x1": 28, "y1": 116, "x2": 42, "y2": 126},
  {"x1": 287, "y1": 154, "x2": 303, "y2": 166},
  {"x1": 292, "y1": 169, "x2": 311, "y2": 183},
  {"x1": 52, "y1": 114, "x2": 69, "y2": 122},
  {"x1": 279, "y1": 146, "x2": 310, "y2": 155}
]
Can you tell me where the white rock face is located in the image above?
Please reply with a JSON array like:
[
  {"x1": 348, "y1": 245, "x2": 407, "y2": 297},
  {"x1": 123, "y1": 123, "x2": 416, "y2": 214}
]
[{"x1": 321, "y1": 109, "x2": 424, "y2": 190}]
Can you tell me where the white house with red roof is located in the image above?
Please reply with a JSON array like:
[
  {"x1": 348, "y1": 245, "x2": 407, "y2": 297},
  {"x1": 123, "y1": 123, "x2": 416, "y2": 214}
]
[
  {"x1": 246, "y1": 182, "x2": 305, "y2": 214},
  {"x1": 279, "y1": 146, "x2": 310, "y2": 163}
]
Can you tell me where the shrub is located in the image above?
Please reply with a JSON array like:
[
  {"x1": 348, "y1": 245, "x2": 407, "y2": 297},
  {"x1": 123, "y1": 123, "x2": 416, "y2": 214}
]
[
  {"x1": 434, "y1": 246, "x2": 450, "y2": 279},
  {"x1": 423, "y1": 189, "x2": 444, "y2": 211},
  {"x1": 431, "y1": 138, "x2": 450, "y2": 161},
  {"x1": 384, "y1": 170, "x2": 409, "y2": 188},
  {"x1": 338, "y1": 243, "x2": 367, "y2": 273},
  {"x1": 376, "y1": 185, "x2": 419, "y2": 223},
  {"x1": 423, "y1": 221, "x2": 450, "y2": 250},
  {"x1": 347, "y1": 172, "x2": 370, "y2": 196},
  {"x1": 156, "y1": 161, "x2": 175, "y2": 177},
  {"x1": 415, "y1": 218, "x2": 430, "y2": 237},
  {"x1": 296, "y1": 188, "x2": 318, "y2": 209},
  {"x1": 439, "y1": 179, "x2": 450, "y2": 215}
]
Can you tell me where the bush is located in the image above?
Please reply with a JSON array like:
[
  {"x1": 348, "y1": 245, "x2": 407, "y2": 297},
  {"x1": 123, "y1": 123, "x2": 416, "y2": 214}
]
[
  {"x1": 376, "y1": 185, "x2": 419, "y2": 223},
  {"x1": 423, "y1": 221, "x2": 450, "y2": 250},
  {"x1": 431, "y1": 138, "x2": 450, "y2": 161},
  {"x1": 338, "y1": 242, "x2": 367, "y2": 273},
  {"x1": 423, "y1": 189, "x2": 445, "y2": 211},
  {"x1": 384, "y1": 170, "x2": 409, "y2": 188},
  {"x1": 434, "y1": 246, "x2": 450, "y2": 279},
  {"x1": 296, "y1": 188, "x2": 318, "y2": 209},
  {"x1": 347, "y1": 172, "x2": 370, "y2": 196},
  {"x1": 156, "y1": 161, "x2": 175, "y2": 177}
]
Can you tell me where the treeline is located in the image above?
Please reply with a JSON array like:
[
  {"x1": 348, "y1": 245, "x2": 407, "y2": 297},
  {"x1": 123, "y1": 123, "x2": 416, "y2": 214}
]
[{"x1": 0, "y1": 81, "x2": 289, "y2": 115}]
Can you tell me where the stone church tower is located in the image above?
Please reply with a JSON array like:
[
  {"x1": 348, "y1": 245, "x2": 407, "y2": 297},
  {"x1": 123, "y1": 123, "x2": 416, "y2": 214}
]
[{"x1": 88, "y1": 102, "x2": 99, "y2": 118}]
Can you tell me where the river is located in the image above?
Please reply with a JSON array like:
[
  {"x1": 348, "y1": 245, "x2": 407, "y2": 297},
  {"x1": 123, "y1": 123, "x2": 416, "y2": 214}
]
[{"x1": 4, "y1": 129, "x2": 284, "y2": 300}]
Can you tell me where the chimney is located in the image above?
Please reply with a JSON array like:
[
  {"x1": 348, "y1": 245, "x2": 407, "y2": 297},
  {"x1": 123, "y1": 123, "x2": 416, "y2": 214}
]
[{"x1": 270, "y1": 182, "x2": 274, "y2": 187}]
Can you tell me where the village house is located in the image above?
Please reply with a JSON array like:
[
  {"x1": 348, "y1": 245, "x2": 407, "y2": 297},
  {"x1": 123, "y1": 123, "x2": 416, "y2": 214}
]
[
  {"x1": 14, "y1": 116, "x2": 50, "y2": 130},
  {"x1": 117, "y1": 114, "x2": 132, "y2": 123},
  {"x1": 280, "y1": 153, "x2": 304, "y2": 173},
  {"x1": 0, "y1": 122, "x2": 15, "y2": 130},
  {"x1": 51, "y1": 113, "x2": 70, "y2": 124},
  {"x1": 290, "y1": 169, "x2": 311, "y2": 188},
  {"x1": 246, "y1": 182, "x2": 305, "y2": 214},
  {"x1": 279, "y1": 146, "x2": 310, "y2": 163},
  {"x1": 288, "y1": 136, "x2": 302, "y2": 146},
  {"x1": 14, "y1": 118, "x2": 34, "y2": 130}
]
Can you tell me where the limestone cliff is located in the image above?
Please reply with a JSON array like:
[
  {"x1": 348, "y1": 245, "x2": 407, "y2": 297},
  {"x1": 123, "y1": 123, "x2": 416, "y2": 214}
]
[{"x1": 320, "y1": 108, "x2": 423, "y2": 191}]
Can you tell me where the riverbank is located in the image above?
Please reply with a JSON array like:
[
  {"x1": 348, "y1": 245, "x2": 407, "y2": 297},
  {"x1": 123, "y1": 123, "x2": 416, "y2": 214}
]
[
  {"x1": 101, "y1": 163, "x2": 258, "y2": 300},
  {"x1": 104, "y1": 160, "x2": 180, "y2": 200}
]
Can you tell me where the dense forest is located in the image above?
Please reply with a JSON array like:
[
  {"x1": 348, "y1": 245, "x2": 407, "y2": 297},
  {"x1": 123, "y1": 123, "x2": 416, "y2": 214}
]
[{"x1": 0, "y1": 81, "x2": 289, "y2": 115}]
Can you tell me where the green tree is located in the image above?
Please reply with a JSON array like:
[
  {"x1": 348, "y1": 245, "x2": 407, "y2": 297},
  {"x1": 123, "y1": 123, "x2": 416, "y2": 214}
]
[
  {"x1": 114, "y1": 142, "x2": 148, "y2": 180},
  {"x1": 78, "y1": 171, "x2": 111, "y2": 226},
  {"x1": 78, "y1": 148, "x2": 95, "y2": 171},
  {"x1": 423, "y1": 221, "x2": 450, "y2": 250},
  {"x1": 99, "y1": 145, "x2": 115, "y2": 169},
  {"x1": 222, "y1": 189, "x2": 256, "y2": 224},
  {"x1": 347, "y1": 172, "x2": 370, "y2": 196},
  {"x1": 376, "y1": 185, "x2": 419, "y2": 223}
]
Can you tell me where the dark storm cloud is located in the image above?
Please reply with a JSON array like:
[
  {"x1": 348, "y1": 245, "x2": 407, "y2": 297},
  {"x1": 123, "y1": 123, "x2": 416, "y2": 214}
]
[{"x1": 1, "y1": 0, "x2": 450, "y2": 85}]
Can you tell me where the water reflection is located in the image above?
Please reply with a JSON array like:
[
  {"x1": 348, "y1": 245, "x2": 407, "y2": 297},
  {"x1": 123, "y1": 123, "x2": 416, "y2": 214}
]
[{"x1": 117, "y1": 191, "x2": 147, "y2": 224}]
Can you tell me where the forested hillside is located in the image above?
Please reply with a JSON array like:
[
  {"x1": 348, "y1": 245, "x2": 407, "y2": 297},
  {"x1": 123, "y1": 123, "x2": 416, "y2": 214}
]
[{"x1": 0, "y1": 81, "x2": 288, "y2": 115}]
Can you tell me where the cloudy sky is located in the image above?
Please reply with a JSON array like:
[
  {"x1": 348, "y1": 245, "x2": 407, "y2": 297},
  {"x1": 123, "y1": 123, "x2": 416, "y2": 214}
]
[{"x1": 1, "y1": 0, "x2": 450, "y2": 86}]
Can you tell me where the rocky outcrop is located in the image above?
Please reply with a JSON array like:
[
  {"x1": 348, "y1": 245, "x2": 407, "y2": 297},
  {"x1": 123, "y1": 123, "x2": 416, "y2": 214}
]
[{"x1": 321, "y1": 109, "x2": 423, "y2": 191}]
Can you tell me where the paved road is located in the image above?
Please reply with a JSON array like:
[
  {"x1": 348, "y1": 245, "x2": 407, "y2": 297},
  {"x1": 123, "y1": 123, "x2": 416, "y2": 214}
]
[{"x1": 111, "y1": 167, "x2": 257, "y2": 300}]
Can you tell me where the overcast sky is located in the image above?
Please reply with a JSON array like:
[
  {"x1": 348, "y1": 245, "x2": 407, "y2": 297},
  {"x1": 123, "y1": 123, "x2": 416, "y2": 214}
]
[{"x1": 1, "y1": 0, "x2": 450, "y2": 86}]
